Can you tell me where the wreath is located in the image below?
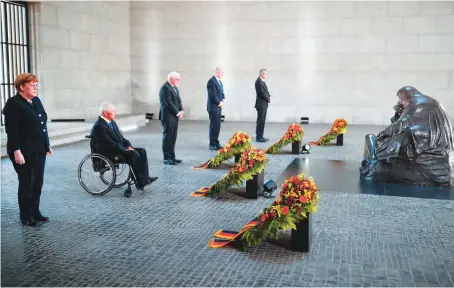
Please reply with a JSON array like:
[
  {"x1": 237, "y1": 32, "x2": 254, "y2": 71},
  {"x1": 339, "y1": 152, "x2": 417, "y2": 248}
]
[
  {"x1": 192, "y1": 131, "x2": 252, "y2": 169},
  {"x1": 191, "y1": 147, "x2": 268, "y2": 198},
  {"x1": 208, "y1": 173, "x2": 319, "y2": 250},
  {"x1": 309, "y1": 118, "x2": 348, "y2": 146},
  {"x1": 265, "y1": 123, "x2": 304, "y2": 154}
]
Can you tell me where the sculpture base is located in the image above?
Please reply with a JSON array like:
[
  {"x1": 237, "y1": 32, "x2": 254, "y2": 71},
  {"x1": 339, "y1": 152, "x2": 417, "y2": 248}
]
[
  {"x1": 336, "y1": 134, "x2": 343, "y2": 146},
  {"x1": 245, "y1": 170, "x2": 264, "y2": 199},
  {"x1": 292, "y1": 141, "x2": 301, "y2": 155},
  {"x1": 290, "y1": 213, "x2": 312, "y2": 252}
]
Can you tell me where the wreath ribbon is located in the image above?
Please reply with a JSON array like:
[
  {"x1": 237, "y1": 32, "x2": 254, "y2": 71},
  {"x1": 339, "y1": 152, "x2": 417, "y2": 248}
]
[
  {"x1": 190, "y1": 186, "x2": 212, "y2": 197},
  {"x1": 191, "y1": 160, "x2": 211, "y2": 170},
  {"x1": 208, "y1": 220, "x2": 260, "y2": 248}
]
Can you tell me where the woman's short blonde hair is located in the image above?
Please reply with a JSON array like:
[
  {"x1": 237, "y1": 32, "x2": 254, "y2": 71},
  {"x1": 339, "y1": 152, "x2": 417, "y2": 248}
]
[{"x1": 14, "y1": 73, "x2": 38, "y2": 92}]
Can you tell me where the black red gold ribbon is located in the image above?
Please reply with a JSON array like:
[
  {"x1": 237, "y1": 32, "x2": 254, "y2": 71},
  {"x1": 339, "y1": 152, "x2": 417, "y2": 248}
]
[
  {"x1": 208, "y1": 220, "x2": 260, "y2": 248},
  {"x1": 190, "y1": 186, "x2": 212, "y2": 197},
  {"x1": 191, "y1": 160, "x2": 211, "y2": 170},
  {"x1": 308, "y1": 137, "x2": 326, "y2": 146}
]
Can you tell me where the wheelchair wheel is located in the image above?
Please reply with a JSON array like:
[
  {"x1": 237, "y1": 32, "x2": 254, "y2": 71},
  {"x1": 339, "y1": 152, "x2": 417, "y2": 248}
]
[
  {"x1": 124, "y1": 186, "x2": 132, "y2": 198},
  {"x1": 103, "y1": 163, "x2": 131, "y2": 188},
  {"x1": 78, "y1": 154, "x2": 116, "y2": 195}
]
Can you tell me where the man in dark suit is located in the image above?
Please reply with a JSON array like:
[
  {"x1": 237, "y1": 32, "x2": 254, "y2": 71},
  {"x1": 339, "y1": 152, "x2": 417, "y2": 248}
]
[
  {"x1": 255, "y1": 68, "x2": 270, "y2": 142},
  {"x1": 159, "y1": 71, "x2": 184, "y2": 165},
  {"x1": 2, "y1": 73, "x2": 53, "y2": 226},
  {"x1": 207, "y1": 67, "x2": 225, "y2": 150},
  {"x1": 90, "y1": 102, "x2": 158, "y2": 190}
]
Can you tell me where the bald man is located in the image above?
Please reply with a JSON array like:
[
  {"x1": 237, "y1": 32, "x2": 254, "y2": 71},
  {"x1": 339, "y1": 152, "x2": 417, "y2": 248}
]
[{"x1": 90, "y1": 102, "x2": 158, "y2": 190}]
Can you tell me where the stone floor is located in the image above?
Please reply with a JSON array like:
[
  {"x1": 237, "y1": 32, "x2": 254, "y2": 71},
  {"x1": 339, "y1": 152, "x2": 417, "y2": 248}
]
[{"x1": 1, "y1": 120, "x2": 454, "y2": 287}]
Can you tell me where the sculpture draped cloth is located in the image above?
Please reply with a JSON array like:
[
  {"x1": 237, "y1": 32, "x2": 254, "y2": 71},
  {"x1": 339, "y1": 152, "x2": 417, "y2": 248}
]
[{"x1": 360, "y1": 92, "x2": 454, "y2": 186}]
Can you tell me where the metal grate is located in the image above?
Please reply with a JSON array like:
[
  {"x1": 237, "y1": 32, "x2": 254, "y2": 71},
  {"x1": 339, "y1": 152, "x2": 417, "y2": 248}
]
[{"x1": 0, "y1": 0, "x2": 30, "y2": 125}]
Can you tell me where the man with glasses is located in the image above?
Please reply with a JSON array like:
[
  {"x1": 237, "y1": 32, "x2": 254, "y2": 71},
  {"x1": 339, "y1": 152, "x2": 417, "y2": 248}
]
[{"x1": 159, "y1": 71, "x2": 184, "y2": 165}]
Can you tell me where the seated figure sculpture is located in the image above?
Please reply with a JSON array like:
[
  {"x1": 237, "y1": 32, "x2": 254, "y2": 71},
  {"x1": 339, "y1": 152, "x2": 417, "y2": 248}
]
[
  {"x1": 390, "y1": 101, "x2": 404, "y2": 123},
  {"x1": 360, "y1": 86, "x2": 454, "y2": 186}
]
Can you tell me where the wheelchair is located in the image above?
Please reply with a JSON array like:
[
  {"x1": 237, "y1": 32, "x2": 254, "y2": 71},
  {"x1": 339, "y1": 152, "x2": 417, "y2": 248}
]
[{"x1": 77, "y1": 135, "x2": 138, "y2": 198}]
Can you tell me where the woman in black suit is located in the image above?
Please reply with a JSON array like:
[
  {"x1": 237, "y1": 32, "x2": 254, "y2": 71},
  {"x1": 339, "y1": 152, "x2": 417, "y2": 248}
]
[{"x1": 2, "y1": 73, "x2": 53, "y2": 226}]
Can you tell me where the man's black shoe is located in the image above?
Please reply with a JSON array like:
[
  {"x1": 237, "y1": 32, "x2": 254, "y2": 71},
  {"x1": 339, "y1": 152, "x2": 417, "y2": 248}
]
[
  {"x1": 137, "y1": 177, "x2": 159, "y2": 190},
  {"x1": 164, "y1": 159, "x2": 176, "y2": 165},
  {"x1": 35, "y1": 214, "x2": 49, "y2": 222},
  {"x1": 209, "y1": 145, "x2": 219, "y2": 151},
  {"x1": 256, "y1": 137, "x2": 268, "y2": 143},
  {"x1": 172, "y1": 158, "x2": 182, "y2": 164},
  {"x1": 21, "y1": 218, "x2": 38, "y2": 226},
  {"x1": 215, "y1": 144, "x2": 223, "y2": 149}
]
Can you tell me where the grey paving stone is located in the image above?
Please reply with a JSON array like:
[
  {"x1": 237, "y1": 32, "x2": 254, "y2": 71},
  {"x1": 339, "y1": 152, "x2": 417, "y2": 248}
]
[{"x1": 1, "y1": 121, "x2": 454, "y2": 287}]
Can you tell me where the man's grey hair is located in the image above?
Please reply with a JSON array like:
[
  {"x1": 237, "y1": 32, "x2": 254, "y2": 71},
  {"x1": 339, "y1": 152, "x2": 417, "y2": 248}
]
[
  {"x1": 215, "y1": 67, "x2": 222, "y2": 73},
  {"x1": 167, "y1": 71, "x2": 180, "y2": 80},
  {"x1": 99, "y1": 102, "x2": 115, "y2": 115},
  {"x1": 259, "y1": 68, "x2": 267, "y2": 75}
]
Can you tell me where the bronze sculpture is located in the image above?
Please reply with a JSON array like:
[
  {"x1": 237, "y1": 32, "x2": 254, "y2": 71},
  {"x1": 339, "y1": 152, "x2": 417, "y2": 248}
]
[{"x1": 360, "y1": 86, "x2": 454, "y2": 186}]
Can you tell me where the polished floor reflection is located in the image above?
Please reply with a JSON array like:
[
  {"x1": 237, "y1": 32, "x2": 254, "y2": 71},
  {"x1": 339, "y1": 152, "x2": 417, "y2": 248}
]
[{"x1": 280, "y1": 157, "x2": 454, "y2": 201}]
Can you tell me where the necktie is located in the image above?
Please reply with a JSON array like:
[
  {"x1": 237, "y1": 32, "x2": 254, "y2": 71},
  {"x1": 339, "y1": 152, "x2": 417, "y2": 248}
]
[
  {"x1": 219, "y1": 80, "x2": 223, "y2": 92},
  {"x1": 109, "y1": 122, "x2": 114, "y2": 130}
]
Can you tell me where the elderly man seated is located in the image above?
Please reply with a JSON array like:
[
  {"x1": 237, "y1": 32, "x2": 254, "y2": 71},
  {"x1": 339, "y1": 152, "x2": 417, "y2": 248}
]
[
  {"x1": 360, "y1": 86, "x2": 454, "y2": 186},
  {"x1": 90, "y1": 102, "x2": 158, "y2": 190}
]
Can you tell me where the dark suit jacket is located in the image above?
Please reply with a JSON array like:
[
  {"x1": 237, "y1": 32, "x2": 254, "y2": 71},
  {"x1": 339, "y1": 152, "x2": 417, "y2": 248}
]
[
  {"x1": 90, "y1": 117, "x2": 132, "y2": 157},
  {"x1": 207, "y1": 76, "x2": 225, "y2": 112},
  {"x1": 2, "y1": 94, "x2": 50, "y2": 157},
  {"x1": 159, "y1": 81, "x2": 183, "y2": 122},
  {"x1": 255, "y1": 77, "x2": 270, "y2": 109}
]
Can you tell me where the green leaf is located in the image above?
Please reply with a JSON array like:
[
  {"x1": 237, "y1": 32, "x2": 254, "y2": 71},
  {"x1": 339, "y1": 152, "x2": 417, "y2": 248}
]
[
  {"x1": 266, "y1": 131, "x2": 304, "y2": 154},
  {"x1": 207, "y1": 141, "x2": 252, "y2": 168},
  {"x1": 208, "y1": 158, "x2": 269, "y2": 197}
]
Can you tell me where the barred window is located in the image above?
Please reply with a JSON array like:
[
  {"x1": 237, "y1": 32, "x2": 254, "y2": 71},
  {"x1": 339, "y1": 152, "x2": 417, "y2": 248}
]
[{"x1": 0, "y1": 0, "x2": 30, "y2": 125}]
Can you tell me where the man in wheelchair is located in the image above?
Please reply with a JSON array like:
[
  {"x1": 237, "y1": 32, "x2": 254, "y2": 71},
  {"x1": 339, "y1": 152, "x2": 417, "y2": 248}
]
[{"x1": 90, "y1": 102, "x2": 158, "y2": 190}]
